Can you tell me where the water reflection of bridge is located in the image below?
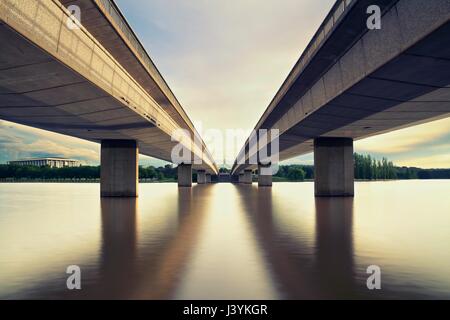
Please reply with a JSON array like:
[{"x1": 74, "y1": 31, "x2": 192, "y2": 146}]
[
  {"x1": 235, "y1": 185, "x2": 358, "y2": 299},
  {"x1": 16, "y1": 185, "x2": 212, "y2": 299}
]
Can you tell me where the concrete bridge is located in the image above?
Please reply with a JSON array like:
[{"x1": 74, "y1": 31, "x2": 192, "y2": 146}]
[
  {"x1": 232, "y1": 0, "x2": 450, "y2": 196},
  {"x1": 1, "y1": 0, "x2": 450, "y2": 198},
  {"x1": 0, "y1": 0, "x2": 218, "y2": 196}
]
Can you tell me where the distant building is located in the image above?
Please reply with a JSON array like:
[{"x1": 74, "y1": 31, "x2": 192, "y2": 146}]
[{"x1": 8, "y1": 157, "x2": 81, "y2": 168}]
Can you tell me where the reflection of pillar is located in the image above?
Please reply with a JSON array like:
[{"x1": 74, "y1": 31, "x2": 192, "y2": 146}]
[
  {"x1": 101, "y1": 140, "x2": 138, "y2": 197},
  {"x1": 236, "y1": 185, "x2": 320, "y2": 299},
  {"x1": 197, "y1": 170, "x2": 206, "y2": 184},
  {"x1": 178, "y1": 164, "x2": 192, "y2": 187},
  {"x1": 315, "y1": 197, "x2": 355, "y2": 298},
  {"x1": 258, "y1": 164, "x2": 272, "y2": 187},
  {"x1": 100, "y1": 197, "x2": 138, "y2": 298},
  {"x1": 314, "y1": 138, "x2": 354, "y2": 197}
]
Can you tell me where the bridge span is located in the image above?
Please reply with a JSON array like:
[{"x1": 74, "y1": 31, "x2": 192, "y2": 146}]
[
  {"x1": 232, "y1": 0, "x2": 450, "y2": 196},
  {"x1": 0, "y1": 0, "x2": 218, "y2": 196}
]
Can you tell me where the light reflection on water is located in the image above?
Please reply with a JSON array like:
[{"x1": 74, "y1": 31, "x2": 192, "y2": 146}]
[{"x1": 0, "y1": 181, "x2": 449, "y2": 299}]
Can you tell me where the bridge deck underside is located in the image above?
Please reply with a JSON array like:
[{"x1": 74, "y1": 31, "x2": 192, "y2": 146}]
[
  {"x1": 234, "y1": 19, "x2": 450, "y2": 173},
  {"x1": 279, "y1": 21, "x2": 450, "y2": 159},
  {"x1": 0, "y1": 23, "x2": 203, "y2": 168},
  {"x1": 59, "y1": 0, "x2": 193, "y2": 133}
]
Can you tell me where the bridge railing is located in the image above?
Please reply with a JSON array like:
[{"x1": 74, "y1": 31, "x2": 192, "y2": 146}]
[
  {"x1": 95, "y1": 0, "x2": 167, "y2": 99},
  {"x1": 299, "y1": 0, "x2": 354, "y2": 73}
]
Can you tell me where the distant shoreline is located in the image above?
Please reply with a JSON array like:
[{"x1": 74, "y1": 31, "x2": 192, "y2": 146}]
[
  {"x1": 0, "y1": 178, "x2": 177, "y2": 183},
  {"x1": 1, "y1": 178, "x2": 449, "y2": 183},
  {"x1": 2, "y1": 155, "x2": 450, "y2": 183}
]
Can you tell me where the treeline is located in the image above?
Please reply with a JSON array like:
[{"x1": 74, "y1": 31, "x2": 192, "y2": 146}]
[
  {"x1": 1, "y1": 153, "x2": 449, "y2": 181},
  {"x1": 274, "y1": 165, "x2": 314, "y2": 181},
  {"x1": 0, "y1": 164, "x2": 100, "y2": 180},
  {"x1": 139, "y1": 165, "x2": 177, "y2": 181},
  {"x1": 353, "y1": 153, "x2": 450, "y2": 179},
  {"x1": 354, "y1": 153, "x2": 396, "y2": 179},
  {"x1": 395, "y1": 167, "x2": 450, "y2": 180},
  {"x1": 0, "y1": 164, "x2": 178, "y2": 181},
  {"x1": 273, "y1": 153, "x2": 450, "y2": 181}
]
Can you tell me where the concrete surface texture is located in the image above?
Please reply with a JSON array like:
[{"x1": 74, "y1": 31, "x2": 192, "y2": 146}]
[
  {"x1": 197, "y1": 170, "x2": 206, "y2": 184},
  {"x1": 258, "y1": 165, "x2": 273, "y2": 187},
  {"x1": 314, "y1": 137, "x2": 354, "y2": 197},
  {"x1": 100, "y1": 140, "x2": 138, "y2": 197},
  {"x1": 178, "y1": 164, "x2": 192, "y2": 187}
]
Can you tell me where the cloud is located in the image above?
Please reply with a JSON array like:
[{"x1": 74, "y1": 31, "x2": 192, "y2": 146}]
[
  {"x1": 116, "y1": 0, "x2": 336, "y2": 163},
  {"x1": 0, "y1": 120, "x2": 172, "y2": 167},
  {"x1": 15, "y1": 139, "x2": 98, "y2": 161},
  {"x1": 0, "y1": 120, "x2": 99, "y2": 164},
  {"x1": 395, "y1": 153, "x2": 450, "y2": 169},
  {"x1": 355, "y1": 117, "x2": 450, "y2": 154}
]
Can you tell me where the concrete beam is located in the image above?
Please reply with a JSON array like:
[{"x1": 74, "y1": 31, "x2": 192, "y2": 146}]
[
  {"x1": 0, "y1": 0, "x2": 218, "y2": 175},
  {"x1": 258, "y1": 165, "x2": 272, "y2": 187},
  {"x1": 100, "y1": 140, "x2": 138, "y2": 197},
  {"x1": 178, "y1": 164, "x2": 192, "y2": 187},
  {"x1": 197, "y1": 170, "x2": 206, "y2": 184},
  {"x1": 230, "y1": 0, "x2": 450, "y2": 176},
  {"x1": 314, "y1": 137, "x2": 354, "y2": 197}
]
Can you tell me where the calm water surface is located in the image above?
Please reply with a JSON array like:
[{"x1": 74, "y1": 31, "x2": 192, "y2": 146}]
[{"x1": 0, "y1": 181, "x2": 449, "y2": 299}]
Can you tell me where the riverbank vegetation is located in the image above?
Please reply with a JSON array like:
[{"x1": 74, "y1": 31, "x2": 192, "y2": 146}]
[{"x1": 0, "y1": 153, "x2": 449, "y2": 182}]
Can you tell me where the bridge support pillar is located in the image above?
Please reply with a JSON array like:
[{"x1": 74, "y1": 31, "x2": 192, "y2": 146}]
[
  {"x1": 101, "y1": 140, "x2": 138, "y2": 197},
  {"x1": 258, "y1": 164, "x2": 272, "y2": 187},
  {"x1": 238, "y1": 173, "x2": 244, "y2": 183},
  {"x1": 178, "y1": 164, "x2": 192, "y2": 187},
  {"x1": 206, "y1": 174, "x2": 211, "y2": 183},
  {"x1": 197, "y1": 170, "x2": 206, "y2": 184},
  {"x1": 314, "y1": 137, "x2": 354, "y2": 197},
  {"x1": 243, "y1": 170, "x2": 252, "y2": 184}
]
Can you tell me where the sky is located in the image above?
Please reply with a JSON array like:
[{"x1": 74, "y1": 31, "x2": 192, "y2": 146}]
[{"x1": 1, "y1": 0, "x2": 449, "y2": 168}]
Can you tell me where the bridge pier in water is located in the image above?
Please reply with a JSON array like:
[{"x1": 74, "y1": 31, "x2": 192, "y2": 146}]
[
  {"x1": 100, "y1": 140, "x2": 138, "y2": 197},
  {"x1": 314, "y1": 137, "x2": 354, "y2": 197},
  {"x1": 197, "y1": 170, "x2": 206, "y2": 184},
  {"x1": 258, "y1": 164, "x2": 272, "y2": 187},
  {"x1": 206, "y1": 174, "x2": 212, "y2": 183},
  {"x1": 242, "y1": 170, "x2": 252, "y2": 184},
  {"x1": 178, "y1": 164, "x2": 192, "y2": 187}
]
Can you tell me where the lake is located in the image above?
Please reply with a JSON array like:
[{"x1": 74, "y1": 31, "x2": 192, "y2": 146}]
[{"x1": 0, "y1": 181, "x2": 449, "y2": 299}]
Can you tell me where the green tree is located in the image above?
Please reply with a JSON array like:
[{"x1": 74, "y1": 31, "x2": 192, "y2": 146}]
[{"x1": 287, "y1": 166, "x2": 306, "y2": 181}]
